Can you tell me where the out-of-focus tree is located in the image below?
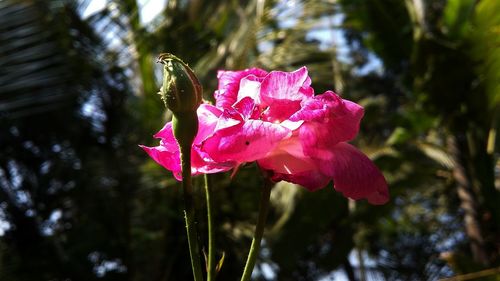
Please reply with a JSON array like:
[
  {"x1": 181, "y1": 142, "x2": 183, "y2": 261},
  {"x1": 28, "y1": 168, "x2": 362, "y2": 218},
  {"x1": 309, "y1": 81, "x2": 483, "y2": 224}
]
[
  {"x1": 0, "y1": 0, "x2": 141, "y2": 280},
  {"x1": 337, "y1": 0, "x2": 500, "y2": 278}
]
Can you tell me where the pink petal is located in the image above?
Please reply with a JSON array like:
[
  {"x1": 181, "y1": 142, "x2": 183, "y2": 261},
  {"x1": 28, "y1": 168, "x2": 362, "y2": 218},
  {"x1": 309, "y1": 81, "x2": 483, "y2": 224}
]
[
  {"x1": 213, "y1": 107, "x2": 244, "y2": 132},
  {"x1": 191, "y1": 146, "x2": 235, "y2": 175},
  {"x1": 291, "y1": 91, "x2": 363, "y2": 125},
  {"x1": 203, "y1": 120, "x2": 290, "y2": 163},
  {"x1": 153, "y1": 123, "x2": 178, "y2": 150},
  {"x1": 215, "y1": 68, "x2": 267, "y2": 108},
  {"x1": 254, "y1": 67, "x2": 314, "y2": 122},
  {"x1": 261, "y1": 99, "x2": 302, "y2": 123},
  {"x1": 257, "y1": 135, "x2": 330, "y2": 190},
  {"x1": 280, "y1": 119, "x2": 304, "y2": 131},
  {"x1": 237, "y1": 75, "x2": 263, "y2": 104},
  {"x1": 140, "y1": 144, "x2": 182, "y2": 180},
  {"x1": 233, "y1": 96, "x2": 260, "y2": 120},
  {"x1": 270, "y1": 171, "x2": 330, "y2": 191},
  {"x1": 260, "y1": 67, "x2": 312, "y2": 104},
  {"x1": 291, "y1": 91, "x2": 364, "y2": 159},
  {"x1": 258, "y1": 138, "x2": 315, "y2": 174},
  {"x1": 194, "y1": 104, "x2": 223, "y2": 143},
  {"x1": 319, "y1": 143, "x2": 389, "y2": 205}
]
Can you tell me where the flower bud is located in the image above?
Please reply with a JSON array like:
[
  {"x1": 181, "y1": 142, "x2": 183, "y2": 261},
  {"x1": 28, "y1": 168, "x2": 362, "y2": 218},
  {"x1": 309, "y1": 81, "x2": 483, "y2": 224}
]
[{"x1": 157, "y1": 53, "x2": 202, "y2": 114}]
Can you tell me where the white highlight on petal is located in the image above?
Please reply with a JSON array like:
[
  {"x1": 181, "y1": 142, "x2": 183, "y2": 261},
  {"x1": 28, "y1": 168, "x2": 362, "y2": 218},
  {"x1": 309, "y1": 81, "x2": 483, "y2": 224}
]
[{"x1": 238, "y1": 77, "x2": 261, "y2": 103}]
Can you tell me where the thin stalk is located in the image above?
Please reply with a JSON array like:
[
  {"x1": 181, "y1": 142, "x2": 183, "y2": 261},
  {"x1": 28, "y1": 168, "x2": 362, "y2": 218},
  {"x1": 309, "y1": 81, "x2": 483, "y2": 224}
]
[
  {"x1": 240, "y1": 180, "x2": 273, "y2": 281},
  {"x1": 180, "y1": 146, "x2": 204, "y2": 281},
  {"x1": 204, "y1": 174, "x2": 215, "y2": 280}
]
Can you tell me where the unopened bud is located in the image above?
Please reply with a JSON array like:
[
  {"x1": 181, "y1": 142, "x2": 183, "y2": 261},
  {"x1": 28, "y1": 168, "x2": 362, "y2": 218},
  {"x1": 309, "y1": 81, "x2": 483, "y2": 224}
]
[{"x1": 157, "y1": 53, "x2": 202, "y2": 114}]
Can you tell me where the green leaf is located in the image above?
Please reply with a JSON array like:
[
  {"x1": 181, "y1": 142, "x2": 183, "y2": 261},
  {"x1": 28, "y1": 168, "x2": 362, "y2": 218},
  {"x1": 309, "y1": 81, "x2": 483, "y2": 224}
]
[
  {"x1": 470, "y1": 0, "x2": 500, "y2": 109},
  {"x1": 442, "y1": 0, "x2": 475, "y2": 39},
  {"x1": 215, "y1": 251, "x2": 225, "y2": 274},
  {"x1": 387, "y1": 127, "x2": 411, "y2": 145}
]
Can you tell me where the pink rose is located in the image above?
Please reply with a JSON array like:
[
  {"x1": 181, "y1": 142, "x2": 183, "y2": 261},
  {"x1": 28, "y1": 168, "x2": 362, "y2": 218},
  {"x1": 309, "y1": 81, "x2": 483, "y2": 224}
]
[{"x1": 204, "y1": 67, "x2": 388, "y2": 204}]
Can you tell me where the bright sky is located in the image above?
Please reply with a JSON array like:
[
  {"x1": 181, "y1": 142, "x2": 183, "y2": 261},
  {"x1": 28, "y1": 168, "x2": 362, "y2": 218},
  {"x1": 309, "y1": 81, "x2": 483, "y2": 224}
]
[{"x1": 83, "y1": 0, "x2": 166, "y2": 24}]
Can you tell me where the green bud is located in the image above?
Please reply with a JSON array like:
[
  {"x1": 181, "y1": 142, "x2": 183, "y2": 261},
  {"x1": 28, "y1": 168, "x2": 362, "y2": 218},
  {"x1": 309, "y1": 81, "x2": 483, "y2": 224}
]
[
  {"x1": 157, "y1": 53, "x2": 202, "y2": 114},
  {"x1": 157, "y1": 53, "x2": 201, "y2": 151}
]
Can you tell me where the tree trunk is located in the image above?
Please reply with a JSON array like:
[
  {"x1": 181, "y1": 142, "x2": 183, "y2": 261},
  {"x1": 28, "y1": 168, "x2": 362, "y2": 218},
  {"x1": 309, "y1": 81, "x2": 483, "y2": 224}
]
[{"x1": 448, "y1": 135, "x2": 490, "y2": 266}]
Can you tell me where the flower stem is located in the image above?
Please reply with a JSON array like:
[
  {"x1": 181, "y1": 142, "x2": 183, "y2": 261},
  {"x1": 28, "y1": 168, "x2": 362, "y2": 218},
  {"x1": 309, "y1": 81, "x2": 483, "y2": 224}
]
[
  {"x1": 180, "y1": 146, "x2": 204, "y2": 281},
  {"x1": 240, "y1": 180, "x2": 273, "y2": 281},
  {"x1": 204, "y1": 174, "x2": 215, "y2": 281}
]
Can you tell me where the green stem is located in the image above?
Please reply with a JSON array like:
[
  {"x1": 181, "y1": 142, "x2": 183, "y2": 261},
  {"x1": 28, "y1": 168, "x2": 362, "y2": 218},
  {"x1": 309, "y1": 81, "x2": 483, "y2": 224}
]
[
  {"x1": 204, "y1": 174, "x2": 215, "y2": 281},
  {"x1": 240, "y1": 180, "x2": 273, "y2": 281},
  {"x1": 180, "y1": 146, "x2": 204, "y2": 281}
]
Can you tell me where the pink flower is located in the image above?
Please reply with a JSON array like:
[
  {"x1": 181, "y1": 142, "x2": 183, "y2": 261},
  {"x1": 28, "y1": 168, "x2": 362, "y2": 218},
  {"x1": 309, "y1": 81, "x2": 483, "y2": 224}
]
[
  {"x1": 142, "y1": 66, "x2": 389, "y2": 204},
  {"x1": 203, "y1": 67, "x2": 388, "y2": 204}
]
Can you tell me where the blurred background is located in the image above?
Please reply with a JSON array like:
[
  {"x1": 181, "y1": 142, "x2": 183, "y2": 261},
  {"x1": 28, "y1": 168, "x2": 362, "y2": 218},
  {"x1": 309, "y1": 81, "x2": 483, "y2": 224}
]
[{"x1": 1, "y1": 0, "x2": 499, "y2": 280}]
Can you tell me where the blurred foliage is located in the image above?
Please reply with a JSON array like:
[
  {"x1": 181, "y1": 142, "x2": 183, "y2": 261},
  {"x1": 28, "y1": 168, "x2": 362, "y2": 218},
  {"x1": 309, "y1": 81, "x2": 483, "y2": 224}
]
[{"x1": 0, "y1": 0, "x2": 499, "y2": 280}]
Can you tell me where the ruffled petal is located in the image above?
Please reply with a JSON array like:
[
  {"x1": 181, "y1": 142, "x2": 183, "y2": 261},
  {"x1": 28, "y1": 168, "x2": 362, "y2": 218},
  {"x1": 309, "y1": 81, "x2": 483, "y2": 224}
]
[
  {"x1": 261, "y1": 99, "x2": 302, "y2": 123},
  {"x1": 153, "y1": 123, "x2": 178, "y2": 150},
  {"x1": 194, "y1": 104, "x2": 223, "y2": 143},
  {"x1": 213, "y1": 107, "x2": 244, "y2": 132},
  {"x1": 203, "y1": 119, "x2": 290, "y2": 163},
  {"x1": 233, "y1": 96, "x2": 260, "y2": 120},
  {"x1": 237, "y1": 75, "x2": 263, "y2": 104},
  {"x1": 292, "y1": 91, "x2": 364, "y2": 159},
  {"x1": 291, "y1": 91, "x2": 363, "y2": 125},
  {"x1": 319, "y1": 143, "x2": 389, "y2": 205},
  {"x1": 191, "y1": 146, "x2": 235, "y2": 175},
  {"x1": 260, "y1": 67, "x2": 312, "y2": 103},
  {"x1": 215, "y1": 68, "x2": 267, "y2": 108},
  {"x1": 140, "y1": 144, "x2": 182, "y2": 180}
]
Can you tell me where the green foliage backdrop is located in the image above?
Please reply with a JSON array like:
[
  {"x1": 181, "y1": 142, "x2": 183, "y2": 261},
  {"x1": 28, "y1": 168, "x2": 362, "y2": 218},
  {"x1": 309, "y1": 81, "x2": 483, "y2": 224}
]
[{"x1": 0, "y1": 0, "x2": 498, "y2": 280}]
